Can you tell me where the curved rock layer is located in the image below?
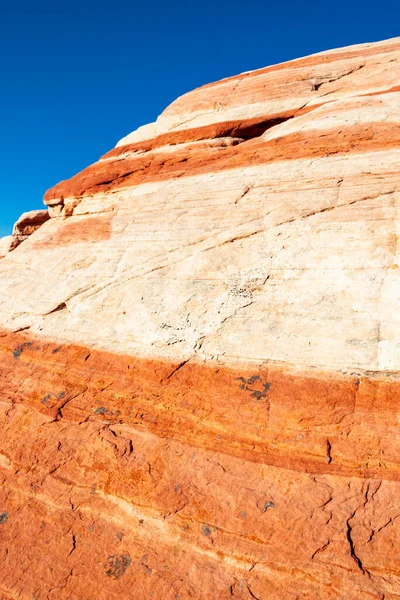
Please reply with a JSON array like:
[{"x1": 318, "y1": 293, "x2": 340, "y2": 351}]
[
  {"x1": 0, "y1": 210, "x2": 50, "y2": 259},
  {"x1": 0, "y1": 37, "x2": 400, "y2": 599}
]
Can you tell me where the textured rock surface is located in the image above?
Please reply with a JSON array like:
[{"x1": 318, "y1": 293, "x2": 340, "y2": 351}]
[
  {"x1": 11, "y1": 209, "x2": 50, "y2": 250},
  {"x1": 0, "y1": 235, "x2": 12, "y2": 259},
  {"x1": 0, "y1": 37, "x2": 400, "y2": 599},
  {"x1": 0, "y1": 210, "x2": 50, "y2": 258}
]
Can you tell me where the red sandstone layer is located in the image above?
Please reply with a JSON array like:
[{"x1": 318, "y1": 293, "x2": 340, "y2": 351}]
[
  {"x1": 44, "y1": 122, "x2": 400, "y2": 204},
  {"x1": 1, "y1": 330, "x2": 400, "y2": 599}
]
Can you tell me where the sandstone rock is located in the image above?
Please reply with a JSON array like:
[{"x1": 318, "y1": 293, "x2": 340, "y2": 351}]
[
  {"x1": 11, "y1": 210, "x2": 50, "y2": 250},
  {"x1": 0, "y1": 37, "x2": 400, "y2": 599},
  {"x1": 4, "y1": 209, "x2": 51, "y2": 254},
  {"x1": 0, "y1": 235, "x2": 12, "y2": 258}
]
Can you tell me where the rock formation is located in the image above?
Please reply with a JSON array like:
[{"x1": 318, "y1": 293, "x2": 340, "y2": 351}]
[
  {"x1": 0, "y1": 210, "x2": 50, "y2": 257},
  {"x1": 0, "y1": 235, "x2": 12, "y2": 259},
  {"x1": 11, "y1": 209, "x2": 50, "y2": 251},
  {"x1": 0, "y1": 37, "x2": 399, "y2": 599}
]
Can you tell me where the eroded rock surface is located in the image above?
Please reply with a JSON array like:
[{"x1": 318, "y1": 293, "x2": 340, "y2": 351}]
[
  {"x1": 11, "y1": 209, "x2": 50, "y2": 250},
  {"x1": 0, "y1": 37, "x2": 399, "y2": 599},
  {"x1": 0, "y1": 235, "x2": 12, "y2": 259},
  {"x1": 0, "y1": 210, "x2": 50, "y2": 258}
]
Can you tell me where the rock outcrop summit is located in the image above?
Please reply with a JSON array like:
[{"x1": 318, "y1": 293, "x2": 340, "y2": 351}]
[{"x1": 0, "y1": 37, "x2": 399, "y2": 599}]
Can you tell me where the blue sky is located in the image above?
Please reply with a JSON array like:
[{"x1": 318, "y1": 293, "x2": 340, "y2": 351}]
[{"x1": 0, "y1": 0, "x2": 398, "y2": 236}]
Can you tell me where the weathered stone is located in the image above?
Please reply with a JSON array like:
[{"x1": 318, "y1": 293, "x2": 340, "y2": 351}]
[
  {"x1": 5, "y1": 209, "x2": 51, "y2": 253},
  {"x1": 0, "y1": 36, "x2": 399, "y2": 599},
  {"x1": 0, "y1": 235, "x2": 12, "y2": 259}
]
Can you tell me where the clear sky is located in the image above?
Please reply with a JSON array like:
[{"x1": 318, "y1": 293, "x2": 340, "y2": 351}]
[{"x1": 0, "y1": 0, "x2": 398, "y2": 236}]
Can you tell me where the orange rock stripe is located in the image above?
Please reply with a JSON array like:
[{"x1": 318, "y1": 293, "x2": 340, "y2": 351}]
[
  {"x1": 163, "y1": 47, "x2": 399, "y2": 118},
  {"x1": 102, "y1": 108, "x2": 317, "y2": 159},
  {"x1": 1, "y1": 330, "x2": 400, "y2": 597},
  {"x1": 197, "y1": 41, "x2": 400, "y2": 91},
  {"x1": 1, "y1": 330, "x2": 399, "y2": 481},
  {"x1": 44, "y1": 121, "x2": 400, "y2": 204},
  {"x1": 100, "y1": 85, "x2": 400, "y2": 160}
]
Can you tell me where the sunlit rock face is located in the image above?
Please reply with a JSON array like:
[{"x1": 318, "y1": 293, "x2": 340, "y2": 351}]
[
  {"x1": 0, "y1": 235, "x2": 12, "y2": 258},
  {"x1": 0, "y1": 210, "x2": 50, "y2": 258},
  {"x1": 0, "y1": 37, "x2": 399, "y2": 599}
]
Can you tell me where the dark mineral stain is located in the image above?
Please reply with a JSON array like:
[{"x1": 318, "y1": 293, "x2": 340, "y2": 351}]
[
  {"x1": 41, "y1": 393, "x2": 53, "y2": 406},
  {"x1": 57, "y1": 391, "x2": 66, "y2": 400},
  {"x1": 247, "y1": 375, "x2": 262, "y2": 385},
  {"x1": 93, "y1": 406, "x2": 121, "y2": 418},
  {"x1": 105, "y1": 553, "x2": 132, "y2": 579},
  {"x1": 13, "y1": 342, "x2": 33, "y2": 360},
  {"x1": 202, "y1": 523, "x2": 212, "y2": 536},
  {"x1": 235, "y1": 376, "x2": 271, "y2": 401},
  {"x1": 52, "y1": 346, "x2": 62, "y2": 354},
  {"x1": 94, "y1": 407, "x2": 108, "y2": 415},
  {"x1": 0, "y1": 511, "x2": 8, "y2": 524}
]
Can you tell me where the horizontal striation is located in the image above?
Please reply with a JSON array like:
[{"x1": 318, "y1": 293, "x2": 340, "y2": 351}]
[
  {"x1": 0, "y1": 331, "x2": 400, "y2": 598},
  {"x1": 44, "y1": 122, "x2": 400, "y2": 204},
  {"x1": 2, "y1": 37, "x2": 400, "y2": 599},
  {"x1": 129, "y1": 37, "x2": 399, "y2": 139},
  {"x1": 102, "y1": 109, "x2": 315, "y2": 160},
  {"x1": 195, "y1": 37, "x2": 400, "y2": 93}
]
